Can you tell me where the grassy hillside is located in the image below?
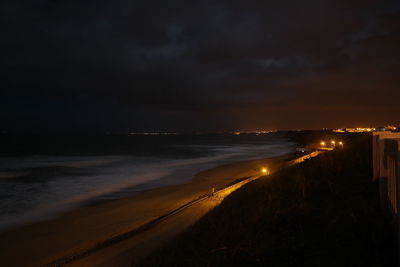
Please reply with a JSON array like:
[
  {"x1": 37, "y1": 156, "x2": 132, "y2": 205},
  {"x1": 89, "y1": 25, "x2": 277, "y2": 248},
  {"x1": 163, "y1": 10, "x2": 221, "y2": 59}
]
[{"x1": 138, "y1": 133, "x2": 397, "y2": 266}]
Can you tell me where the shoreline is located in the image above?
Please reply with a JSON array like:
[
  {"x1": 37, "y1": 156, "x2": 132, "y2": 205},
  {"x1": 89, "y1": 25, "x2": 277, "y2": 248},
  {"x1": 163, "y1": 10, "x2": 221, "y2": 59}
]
[
  {"x1": 0, "y1": 153, "x2": 294, "y2": 267},
  {"x1": 0, "y1": 140, "x2": 294, "y2": 231}
]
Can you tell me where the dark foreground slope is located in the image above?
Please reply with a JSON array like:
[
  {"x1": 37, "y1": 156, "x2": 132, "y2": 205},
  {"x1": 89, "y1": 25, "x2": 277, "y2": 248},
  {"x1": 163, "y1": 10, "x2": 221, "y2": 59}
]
[{"x1": 138, "y1": 134, "x2": 397, "y2": 267}]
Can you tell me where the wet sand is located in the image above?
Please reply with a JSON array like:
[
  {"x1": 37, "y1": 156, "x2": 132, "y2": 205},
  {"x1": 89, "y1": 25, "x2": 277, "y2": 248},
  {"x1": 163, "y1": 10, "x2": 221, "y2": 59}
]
[{"x1": 0, "y1": 154, "x2": 292, "y2": 267}]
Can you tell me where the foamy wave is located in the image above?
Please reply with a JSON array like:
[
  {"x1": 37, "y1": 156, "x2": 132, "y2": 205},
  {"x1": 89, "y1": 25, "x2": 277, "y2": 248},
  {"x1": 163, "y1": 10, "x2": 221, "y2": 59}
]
[{"x1": 0, "y1": 140, "x2": 294, "y2": 230}]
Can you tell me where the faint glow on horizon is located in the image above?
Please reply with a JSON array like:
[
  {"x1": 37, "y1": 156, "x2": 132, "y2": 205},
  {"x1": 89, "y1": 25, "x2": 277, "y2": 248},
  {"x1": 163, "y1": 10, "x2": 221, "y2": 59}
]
[{"x1": 129, "y1": 132, "x2": 177, "y2": 135}]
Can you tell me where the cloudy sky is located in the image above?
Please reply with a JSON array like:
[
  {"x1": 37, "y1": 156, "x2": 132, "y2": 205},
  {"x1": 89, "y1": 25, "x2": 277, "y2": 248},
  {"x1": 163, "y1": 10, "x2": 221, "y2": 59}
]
[{"x1": 1, "y1": 0, "x2": 399, "y2": 133}]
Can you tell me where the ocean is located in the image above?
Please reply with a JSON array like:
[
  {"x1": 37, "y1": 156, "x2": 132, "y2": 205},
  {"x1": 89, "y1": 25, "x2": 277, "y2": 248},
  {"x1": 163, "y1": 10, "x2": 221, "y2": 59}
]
[{"x1": 0, "y1": 133, "x2": 295, "y2": 230}]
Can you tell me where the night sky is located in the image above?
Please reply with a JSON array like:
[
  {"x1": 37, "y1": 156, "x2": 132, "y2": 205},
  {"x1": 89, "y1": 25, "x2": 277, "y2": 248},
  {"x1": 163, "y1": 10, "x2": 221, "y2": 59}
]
[{"x1": 1, "y1": 0, "x2": 400, "y2": 133}]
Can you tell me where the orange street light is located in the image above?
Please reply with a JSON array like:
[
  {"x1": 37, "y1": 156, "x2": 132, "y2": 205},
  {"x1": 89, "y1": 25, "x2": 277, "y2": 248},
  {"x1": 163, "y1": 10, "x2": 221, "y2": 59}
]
[
  {"x1": 320, "y1": 141, "x2": 326, "y2": 146},
  {"x1": 338, "y1": 141, "x2": 343, "y2": 145},
  {"x1": 331, "y1": 140, "x2": 336, "y2": 145},
  {"x1": 261, "y1": 168, "x2": 269, "y2": 175}
]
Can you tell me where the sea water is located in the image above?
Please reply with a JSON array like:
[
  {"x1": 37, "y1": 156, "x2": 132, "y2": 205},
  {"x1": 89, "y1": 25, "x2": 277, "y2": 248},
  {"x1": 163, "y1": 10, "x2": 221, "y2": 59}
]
[{"x1": 0, "y1": 134, "x2": 294, "y2": 230}]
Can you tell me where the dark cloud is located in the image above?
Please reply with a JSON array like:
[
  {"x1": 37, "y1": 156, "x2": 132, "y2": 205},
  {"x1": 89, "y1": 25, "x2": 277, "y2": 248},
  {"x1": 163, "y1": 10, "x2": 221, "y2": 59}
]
[{"x1": 1, "y1": 0, "x2": 399, "y2": 133}]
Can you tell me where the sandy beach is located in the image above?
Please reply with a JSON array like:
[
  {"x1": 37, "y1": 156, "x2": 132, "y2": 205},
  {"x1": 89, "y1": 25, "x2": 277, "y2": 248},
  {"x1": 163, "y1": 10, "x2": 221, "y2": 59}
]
[{"x1": 0, "y1": 154, "x2": 293, "y2": 267}]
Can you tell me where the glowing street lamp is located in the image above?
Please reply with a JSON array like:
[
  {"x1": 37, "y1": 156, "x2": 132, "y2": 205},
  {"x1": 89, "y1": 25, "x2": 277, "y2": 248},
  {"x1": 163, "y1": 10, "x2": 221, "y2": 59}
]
[
  {"x1": 261, "y1": 168, "x2": 269, "y2": 175},
  {"x1": 320, "y1": 141, "x2": 326, "y2": 146},
  {"x1": 331, "y1": 140, "x2": 336, "y2": 145}
]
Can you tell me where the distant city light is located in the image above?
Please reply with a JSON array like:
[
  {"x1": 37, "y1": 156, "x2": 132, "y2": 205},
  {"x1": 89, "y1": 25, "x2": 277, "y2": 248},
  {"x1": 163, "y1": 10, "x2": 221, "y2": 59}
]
[
  {"x1": 261, "y1": 168, "x2": 269, "y2": 175},
  {"x1": 331, "y1": 140, "x2": 335, "y2": 145},
  {"x1": 334, "y1": 127, "x2": 376, "y2": 133},
  {"x1": 320, "y1": 141, "x2": 326, "y2": 146},
  {"x1": 385, "y1": 125, "x2": 397, "y2": 131}
]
